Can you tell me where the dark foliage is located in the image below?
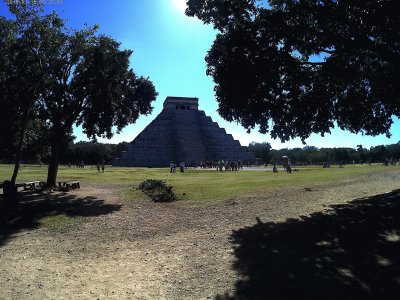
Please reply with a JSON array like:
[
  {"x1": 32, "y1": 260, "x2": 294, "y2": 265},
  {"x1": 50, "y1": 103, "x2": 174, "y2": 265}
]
[
  {"x1": 248, "y1": 142, "x2": 272, "y2": 163},
  {"x1": 0, "y1": 3, "x2": 157, "y2": 186},
  {"x1": 59, "y1": 141, "x2": 129, "y2": 165},
  {"x1": 187, "y1": 0, "x2": 400, "y2": 142},
  {"x1": 138, "y1": 179, "x2": 176, "y2": 203},
  {"x1": 248, "y1": 142, "x2": 400, "y2": 164}
]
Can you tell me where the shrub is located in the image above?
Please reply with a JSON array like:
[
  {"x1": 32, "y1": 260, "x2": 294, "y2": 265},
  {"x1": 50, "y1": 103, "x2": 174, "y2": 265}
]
[{"x1": 137, "y1": 179, "x2": 176, "y2": 202}]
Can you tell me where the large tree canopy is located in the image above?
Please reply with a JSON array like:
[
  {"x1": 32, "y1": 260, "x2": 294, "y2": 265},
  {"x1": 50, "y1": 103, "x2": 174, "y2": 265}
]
[
  {"x1": 186, "y1": 0, "x2": 400, "y2": 142},
  {"x1": 0, "y1": 3, "x2": 157, "y2": 186},
  {"x1": 0, "y1": 4, "x2": 55, "y2": 182}
]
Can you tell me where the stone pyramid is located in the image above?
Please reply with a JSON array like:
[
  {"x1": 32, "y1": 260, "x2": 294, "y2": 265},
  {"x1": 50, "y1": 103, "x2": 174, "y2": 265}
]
[{"x1": 113, "y1": 97, "x2": 255, "y2": 167}]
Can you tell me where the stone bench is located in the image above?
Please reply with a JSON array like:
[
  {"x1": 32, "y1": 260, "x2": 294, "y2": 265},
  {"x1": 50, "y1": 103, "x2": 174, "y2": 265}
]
[
  {"x1": 58, "y1": 181, "x2": 80, "y2": 190},
  {"x1": 22, "y1": 181, "x2": 43, "y2": 190},
  {"x1": 0, "y1": 180, "x2": 43, "y2": 192}
]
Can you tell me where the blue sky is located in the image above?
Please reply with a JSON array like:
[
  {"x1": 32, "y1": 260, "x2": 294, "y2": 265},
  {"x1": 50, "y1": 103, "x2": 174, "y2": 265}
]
[{"x1": 1, "y1": 0, "x2": 399, "y2": 149}]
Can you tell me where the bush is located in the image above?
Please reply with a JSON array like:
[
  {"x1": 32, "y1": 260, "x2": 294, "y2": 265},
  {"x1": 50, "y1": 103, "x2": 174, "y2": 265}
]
[{"x1": 137, "y1": 179, "x2": 176, "y2": 202}]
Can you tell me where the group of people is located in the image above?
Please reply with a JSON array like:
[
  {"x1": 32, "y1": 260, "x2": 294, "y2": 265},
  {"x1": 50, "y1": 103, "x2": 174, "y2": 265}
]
[
  {"x1": 169, "y1": 160, "x2": 246, "y2": 172},
  {"x1": 67, "y1": 161, "x2": 86, "y2": 168},
  {"x1": 66, "y1": 161, "x2": 105, "y2": 172},
  {"x1": 216, "y1": 160, "x2": 244, "y2": 171},
  {"x1": 170, "y1": 162, "x2": 186, "y2": 173},
  {"x1": 198, "y1": 160, "x2": 247, "y2": 170},
  {"x1": 383, "y1": 157, "x2": 398, "y2": 166}
]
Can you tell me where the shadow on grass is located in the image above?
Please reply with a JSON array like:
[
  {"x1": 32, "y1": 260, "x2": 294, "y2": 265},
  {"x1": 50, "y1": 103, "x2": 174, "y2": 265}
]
[
  {"x1": 217, "y1": 189, "x2": 400, "y2": 300},
  {"x1": 0, "y1": 190, "x2": 121, "y2": 247}
]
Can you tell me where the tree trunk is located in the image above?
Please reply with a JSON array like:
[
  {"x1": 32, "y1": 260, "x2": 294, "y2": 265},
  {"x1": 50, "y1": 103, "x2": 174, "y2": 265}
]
[
  {"x1": 47, "y1": 139, "x2": 61, "y2": 187},
  {"x1": 10, "y1": 83, "x2": 40, "y2": 185},
  {"x1": 10, "y1": 105, "x2": 31, "y2": 185}
]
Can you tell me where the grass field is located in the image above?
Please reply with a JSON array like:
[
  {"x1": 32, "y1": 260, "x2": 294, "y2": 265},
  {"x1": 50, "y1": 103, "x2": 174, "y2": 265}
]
[
  {"x1": 1, "y1": 163, "x2": 400, "y2": 299},
  {"x1": 1, "y1": 163, "x2": 397, "y2": 202}
]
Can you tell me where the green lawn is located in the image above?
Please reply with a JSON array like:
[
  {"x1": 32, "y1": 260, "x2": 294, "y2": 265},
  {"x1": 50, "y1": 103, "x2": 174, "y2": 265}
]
[{"x1": 1, "y1": 163, "x2": 398, "y2": 202}]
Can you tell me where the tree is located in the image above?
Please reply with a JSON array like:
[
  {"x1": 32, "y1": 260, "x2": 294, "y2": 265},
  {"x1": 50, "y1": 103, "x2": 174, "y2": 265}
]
[
  {"x1": 0, "y1": 3, "x2": 50, "y2": 183},
  {"x1": 40, "y1": 32, "x2": 157, "y2": 186},
  {"x1": 248, "y1": 142, "x2": 272, "y2": 163},
  {"x1": 1, "y1": 3, "x2": 157, "y2": 186},
  {"x1": 186, "y1": 0, "x2": 400, "y2": 142},
  {"x1": 60, "y1": 141, "x2": 118, "y2": 165}
]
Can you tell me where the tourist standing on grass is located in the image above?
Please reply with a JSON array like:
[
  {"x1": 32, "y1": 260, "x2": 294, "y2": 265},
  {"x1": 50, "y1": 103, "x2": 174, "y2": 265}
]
[
  {"x1": 219, "y1": 160, "x2": 224, "y2": 171},
  {"x1": 286, "y1": 158, "x2": 292, "y2": 173},
  {"x1": 179, "y1": 162, "x2": 185, "y2": 173},
  {"x1": 101, "y1": 163, "x2": 105, "y2": 173}
]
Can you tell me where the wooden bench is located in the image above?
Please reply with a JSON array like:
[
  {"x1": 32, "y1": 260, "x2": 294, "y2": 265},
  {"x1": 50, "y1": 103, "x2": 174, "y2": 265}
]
[{"x1": 58, "y1": 181, "x2": 80, "y2": 190}]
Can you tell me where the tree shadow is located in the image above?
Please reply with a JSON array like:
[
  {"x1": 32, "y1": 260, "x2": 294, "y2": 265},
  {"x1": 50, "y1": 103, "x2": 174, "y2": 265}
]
[
  {"x1": 217, "y1": 189, "x2": 400, "y2": 300},
  {"x1": 0, "y1": 190, "x2": 121, "y2": 247}
]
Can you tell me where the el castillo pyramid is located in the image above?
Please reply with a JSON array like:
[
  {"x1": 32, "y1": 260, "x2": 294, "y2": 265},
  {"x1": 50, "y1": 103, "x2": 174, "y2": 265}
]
[{"x1": 113, "y1": 97, "x2": 255, "y2": 167}]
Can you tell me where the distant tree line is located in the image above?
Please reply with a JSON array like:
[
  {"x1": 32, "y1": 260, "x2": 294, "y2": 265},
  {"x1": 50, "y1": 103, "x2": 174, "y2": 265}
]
[
  {"x1": 248, "y1": 142, "x2": 400, "y2": 165},
  {"x1": 2, "y1": 139, "x2": 400, "y2": 166},
  {"x1": 0, "y1": 140, "x2": 129, "y2": 165},
  {"x1": 60, "y1": 141, "x2": 129, "y2": 165}
]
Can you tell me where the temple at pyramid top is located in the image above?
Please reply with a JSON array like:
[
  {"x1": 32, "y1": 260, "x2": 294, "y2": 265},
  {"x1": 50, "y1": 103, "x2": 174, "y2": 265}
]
[
  {"x1": 113, "y1": 96, "x2": 255, "y2": 167},
  {"x1": 163, "y1": 96, "x2": 199, "y2": 110}
]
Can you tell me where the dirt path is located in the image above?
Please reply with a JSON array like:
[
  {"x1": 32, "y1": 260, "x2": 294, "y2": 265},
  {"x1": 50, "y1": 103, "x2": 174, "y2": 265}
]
[{"x1": 1, "y1": 169, "x2": 400, "y2": 299}]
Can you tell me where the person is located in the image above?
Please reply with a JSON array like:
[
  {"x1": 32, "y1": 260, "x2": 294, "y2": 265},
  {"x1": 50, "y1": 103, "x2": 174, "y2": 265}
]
[
  {"x1": 273, "y1": 162, "x2": 278, "y2": 173},
  {"x1": 170, "y1": 161, "x2": 174, "y2": 173},
  {"x1": 220, "y1": 160, "x2": 225, "y2": 171},
  {"x1": 172, "y1": 162, "x2": 177, "y2": 173},
  {"x1": 286, "y1": 158, "x2": 292, "y2": 173},
  {"x1": 179, "y1": 162, "x2": 185, "y2": 173},
  {"x1": 101, "y1": 163, "x2": 105, "y2": 173},
  {"x1": 97, "y1": 163, "x2": 101, "y2": 172}
]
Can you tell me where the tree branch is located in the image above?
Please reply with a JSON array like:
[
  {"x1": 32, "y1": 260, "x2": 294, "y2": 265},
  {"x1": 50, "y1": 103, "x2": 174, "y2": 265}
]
[
  {"x1": 299, "y1": 61, "x2": 325, "y2": 65},
  {"x1": 317, "y1": 48, "x2": 335, "y2": 55}
]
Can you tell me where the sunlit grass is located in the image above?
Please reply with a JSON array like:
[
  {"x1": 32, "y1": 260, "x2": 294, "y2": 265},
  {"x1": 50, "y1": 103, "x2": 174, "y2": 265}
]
[
  {"x1": 37, "y1": 213, "x2": 84, "y2": 229},
  {"x1": 0, "y1": 163, "x2": 398, "y2": 202}
]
